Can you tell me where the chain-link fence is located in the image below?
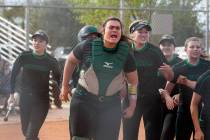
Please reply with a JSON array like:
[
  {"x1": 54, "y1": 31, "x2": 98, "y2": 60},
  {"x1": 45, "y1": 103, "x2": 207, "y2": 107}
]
[{"x1": 0, "y1": 0, "x2": 209, "y2": 58}]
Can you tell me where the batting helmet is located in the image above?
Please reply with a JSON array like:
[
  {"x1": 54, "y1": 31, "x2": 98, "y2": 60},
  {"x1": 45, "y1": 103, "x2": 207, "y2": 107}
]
[{"x1": 77, "y1": 25, "x2": 100, "y2": 42}]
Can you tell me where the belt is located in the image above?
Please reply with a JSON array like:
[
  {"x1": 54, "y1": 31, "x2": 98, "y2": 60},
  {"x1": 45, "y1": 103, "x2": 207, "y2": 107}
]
[{"x1": 74, "y1": 84, "x2": 120, "y2": 102}]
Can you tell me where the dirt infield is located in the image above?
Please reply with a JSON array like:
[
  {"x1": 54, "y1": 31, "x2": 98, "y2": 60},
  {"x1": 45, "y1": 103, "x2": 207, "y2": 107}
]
[
  {"x1": 0, "y1": 102, "x2": 145, "y2": 140},
  {"x1": 0, "y1": 121, "x2": 69, "y2": 140},
  {"x1": 0, "y1": 120, "x2": 145, "y2": 140}
]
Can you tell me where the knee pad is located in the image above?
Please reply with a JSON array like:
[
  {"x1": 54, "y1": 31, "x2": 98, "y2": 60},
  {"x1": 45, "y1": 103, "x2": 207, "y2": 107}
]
[{"x1": 72, "y1": 136, "x2": 90, "y2": 140}]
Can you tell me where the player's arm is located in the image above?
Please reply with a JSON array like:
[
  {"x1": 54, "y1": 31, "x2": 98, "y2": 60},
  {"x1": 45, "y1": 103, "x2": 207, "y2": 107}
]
[
  {"x1": 159, "y1": 81, "x2": 175, "y2": 99},
  {"x1": 176, "y1": 75, "x2": 196, "y2": 89},
  {"x1": 60, "y1": 51, "x2": 80, "y2": 102},
  {"x1": 159, "y1": 63, "x2": 174, "y2": 81},
  {"x1": 159, "y1": 81, "x2": 176, "y2": 110},
  {"x1": 123, "y1": 70, "x2": 138, "y2": 118},
  {"x1": 190, "y1": 92, "x2": 204, "y2": 140},
  {"x1": 8, "y1": 55, "x2": 22, "y2": 104},
  {"x1": 122, "y1": 52, "x2": 138, "y2": 118}
]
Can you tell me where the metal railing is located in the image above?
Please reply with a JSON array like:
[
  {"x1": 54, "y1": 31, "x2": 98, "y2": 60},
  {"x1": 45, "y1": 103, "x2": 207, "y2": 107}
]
[{"x1": 0, "y1": 16, "x2": 51, "y2": 64}]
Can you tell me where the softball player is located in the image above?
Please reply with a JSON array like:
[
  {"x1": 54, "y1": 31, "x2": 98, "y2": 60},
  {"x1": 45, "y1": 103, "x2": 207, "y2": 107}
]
[
  {"x1": 162, "y1": 37, "x2": 210, "y2": 140},
  {"x1": 191, "y1": 70, "x2": 210, "y2": 140},
  {"x1": 60, "y1": 17, "x2": 138, "y2": 140},
  {"x1": 158, "y1": 34, "x2": 182, "y2": 140},
  {"x1": 123, "y1": 20, "x2": 173, "y2": 140},
  {"x1": 8, "y1": 30, "x2": 61, "y2": 140}
]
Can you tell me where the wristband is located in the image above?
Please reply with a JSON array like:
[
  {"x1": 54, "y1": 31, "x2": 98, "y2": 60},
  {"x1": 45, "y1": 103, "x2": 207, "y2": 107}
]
[{"x1": 128, "y1": 84, "x2": 137, "y2": 95}]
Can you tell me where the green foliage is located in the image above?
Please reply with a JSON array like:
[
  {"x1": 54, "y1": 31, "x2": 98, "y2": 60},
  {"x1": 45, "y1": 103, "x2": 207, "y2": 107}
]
[
  {"x1": 2, "y1": 7, "x2": 25, "y2": 28},
  {"x1": 65, "y1": 0, "x2": 156, "y2": 33},
  {"x1": 154, "y1": 0, "x2": 203, "y2": 46},
  {"x1": 65, "y1": 0, "x2": 203, "y2": 45},
  {"x1": 0, "y1": 0, "x2": 204, "y2": 48},
  {"x1": 65, "y1": 0, "x2": 120, "y2": 26},
  {"x1": 29, "y1": 0, "x2": 83, "y2": 49}
]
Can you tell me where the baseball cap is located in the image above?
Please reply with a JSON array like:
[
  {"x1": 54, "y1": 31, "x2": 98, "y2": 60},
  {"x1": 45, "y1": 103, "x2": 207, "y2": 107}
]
[
  {"x1": 32, "y1": 30, "x2": 48, "y2": 43},
  {"x1": 129, "y1": 20, "x2": 152, "y2": 34},
  {"x1": 159, "y1": 34, "x2": 176, "y2": 46}
]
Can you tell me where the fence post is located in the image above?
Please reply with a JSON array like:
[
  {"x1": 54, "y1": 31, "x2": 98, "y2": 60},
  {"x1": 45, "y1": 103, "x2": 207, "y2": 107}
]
[
  {"x1": 25, "y1": 0, "x2": 30, "y2": 50},
  {"x1": 119, "y1": 0, "x2": 124, "y2": 23},
  {"x1": 206, "y1": 0, "x2": 209, "y2": 53}
]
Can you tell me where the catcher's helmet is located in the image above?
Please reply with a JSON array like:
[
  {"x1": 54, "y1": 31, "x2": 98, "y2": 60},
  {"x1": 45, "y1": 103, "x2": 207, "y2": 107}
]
[
  {"x1": 77, "y1": 25, "x2": 100, "y2": 42},
  {"x1": 159, "y1": 34, "x2": 176, "y2": 45}
]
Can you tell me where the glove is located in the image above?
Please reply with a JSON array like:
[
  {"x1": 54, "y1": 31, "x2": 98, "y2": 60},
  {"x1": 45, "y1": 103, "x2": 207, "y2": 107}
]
[{"x1": 8, "y1": 94, "x2": 15, "y2": 105}]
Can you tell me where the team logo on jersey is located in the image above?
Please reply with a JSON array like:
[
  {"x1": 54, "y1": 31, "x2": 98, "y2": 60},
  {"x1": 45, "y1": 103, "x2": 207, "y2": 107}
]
[{"x1": 103, "y1": 62, "x2": 113, "y2": 69}]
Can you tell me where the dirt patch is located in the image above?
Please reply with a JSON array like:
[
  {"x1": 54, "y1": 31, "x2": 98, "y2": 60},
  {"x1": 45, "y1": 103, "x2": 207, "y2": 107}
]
[{"x1": 0, "y1": 120, "x2": 145, "y2": 140}]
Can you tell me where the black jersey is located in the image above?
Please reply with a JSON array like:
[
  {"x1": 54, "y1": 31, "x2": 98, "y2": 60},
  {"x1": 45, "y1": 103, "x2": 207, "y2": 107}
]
[
  {"x1": 158, "y1": 54, "x2": 182, "y2": 91},
  {"x1": 10, "y1": 51, "x2": 61, "y2": 96},
  {"x1": 168, "y1": 54, "x2": 183, "y2": 66},
  {"x1": 195, "y1": 70, "x2": 210, "y2": 115},
  {"x1": 73, "y1": 39, "x2": 136, "y2": 73},
  {"x1": 132, "y1": 42, "x2": 167, "y2": 96},
  {"x1": 171, "y1": 59, "x2": 210, "y2": 108}
]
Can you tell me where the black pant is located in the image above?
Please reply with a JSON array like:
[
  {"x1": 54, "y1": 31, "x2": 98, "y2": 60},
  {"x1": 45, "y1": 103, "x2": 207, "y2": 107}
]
[
  {"x1": 175, "y1": 109, "x2": 194, "y2": 140},
  {"x1": 19, "y1": 94, "x2": 49, "y2": 140},
  {"x1": 123, "y1": 94, "x2": 162, "y2": 140},
  {"x1": 200, "y1": 115, "x2": 210, "y2": 140},
  {"x1": 70, "y1": 90, "x2": 121, "y2": 140},
  {"x1": 160, "y1": 105, "x2": 177, "y2": 140},
  {"x1": 204, "y1": 126, "x2": 210, "y2": 140}
]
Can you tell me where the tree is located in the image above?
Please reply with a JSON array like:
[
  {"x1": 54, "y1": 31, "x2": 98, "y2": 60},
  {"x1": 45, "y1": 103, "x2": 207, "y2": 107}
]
[
  {"x1": 155, "y1": 0, "x2": 203, "y2": 46},
  {"x1": 65, "y1": 0, "x2": 153, "y2": 31},
  {"x1": 30, "y1": 0, "x2": 83, "y2": 49},
  {"x1": 0, "y1": 0, "x2": 83, "y2": 49},
  {"x1": 65, "y1": 0, "x2": 203, "y2": 46},
  {"x1": 1, "y1": 7, "x2": 25, "y2": 28}
]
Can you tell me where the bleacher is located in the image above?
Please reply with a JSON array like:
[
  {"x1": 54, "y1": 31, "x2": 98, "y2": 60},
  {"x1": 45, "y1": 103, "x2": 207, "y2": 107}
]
[{"x1": 0, "y1": 16, "x2": 51, "y2": 64}]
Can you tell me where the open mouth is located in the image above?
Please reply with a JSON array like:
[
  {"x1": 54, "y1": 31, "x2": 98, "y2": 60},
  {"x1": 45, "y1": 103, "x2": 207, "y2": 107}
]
[{"x1": 111, "y1": 34, "x2": 118, "y2": 39}]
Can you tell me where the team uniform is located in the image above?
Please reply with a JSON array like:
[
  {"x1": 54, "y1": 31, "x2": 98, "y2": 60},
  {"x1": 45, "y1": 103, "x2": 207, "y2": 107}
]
[
  {"x1": 123, "y1": 42, "x2": 167, "y2": 140},
  {"x1": 170, "y1": 58, "x2": 210, "y2": 140},
  {"x1": 0, "y1": 59, "x2": 11, "y2": 96},
  {"x1": 70, "y1": 25, "x2": 101, "y2": 90},
  {"x1": 10, "y1": 51, "x2": 61, "y2": 140},
  {"x1": 70, "y1": 38, "x2": 136, "y2": 140},
  {"x1": 194, "y1": 70, "x2": 210, "y2": 140},
  {"x1": 0, "y1": 62, "x2": 11, "y2": 111},
  {"x1": 159, "y1": 54, "x2": 182, "y2": 88},
  {"x1": 159, "y1": 54, "x2": 182, "y2": 140},
  {"x1": 0, "y1": 69, "x2": 11, "y2": 96}
]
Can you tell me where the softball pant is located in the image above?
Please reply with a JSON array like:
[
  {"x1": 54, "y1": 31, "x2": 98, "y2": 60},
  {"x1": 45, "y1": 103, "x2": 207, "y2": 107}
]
[{"x1": 19, "y1": 93, "x2": 49, "y2": 140}]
